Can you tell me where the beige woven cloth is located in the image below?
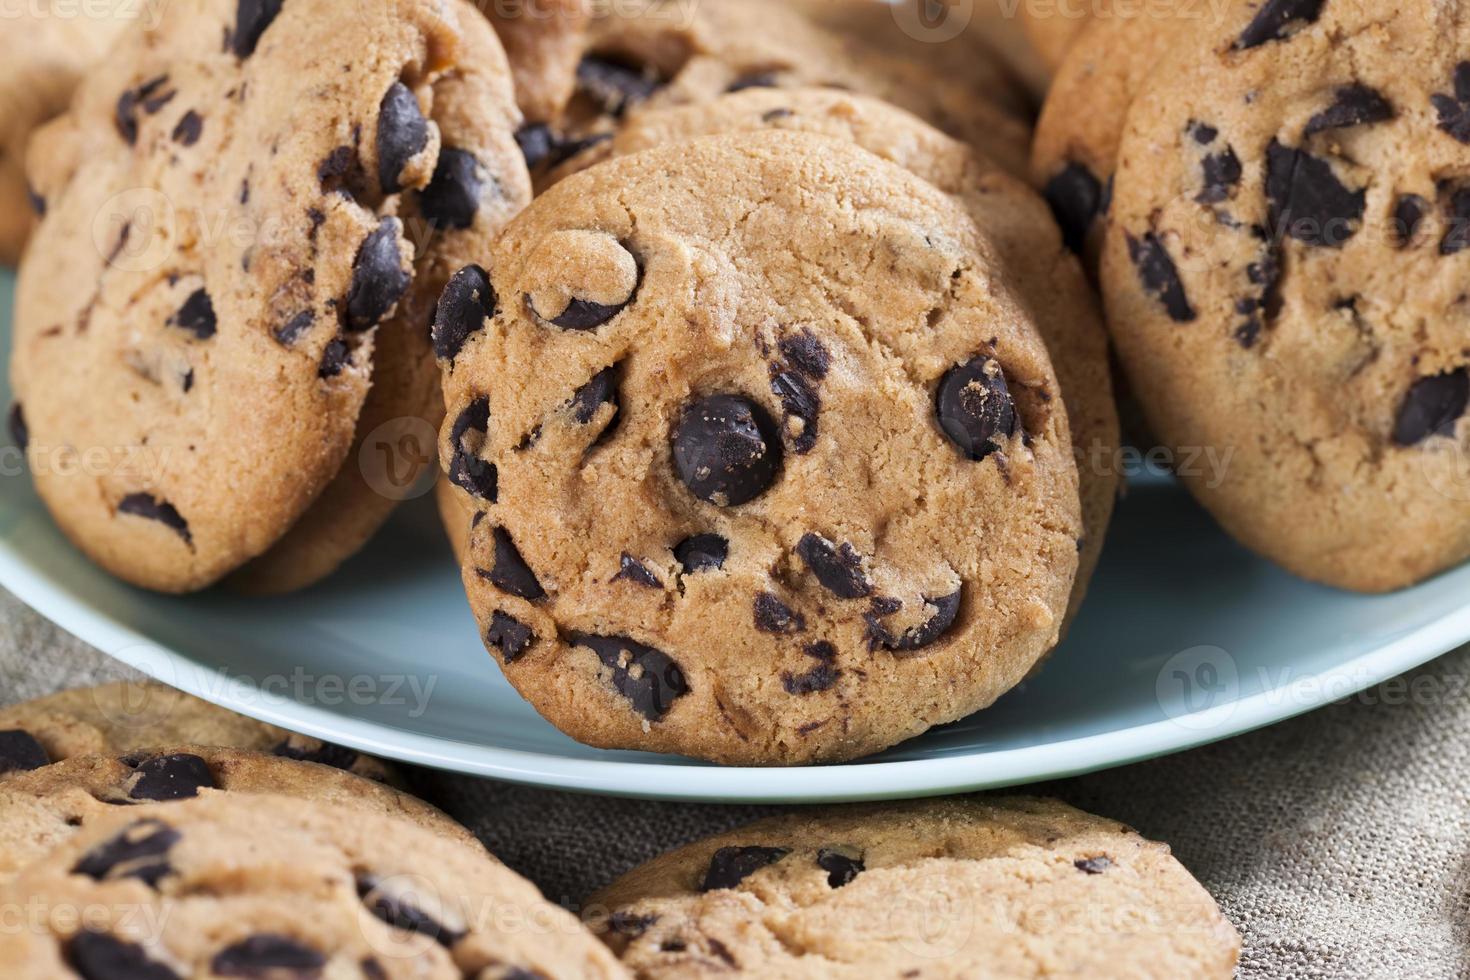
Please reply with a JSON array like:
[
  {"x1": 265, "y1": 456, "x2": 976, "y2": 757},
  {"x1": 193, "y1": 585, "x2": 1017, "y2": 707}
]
[{"x1": 2, "y1": 586, "x2": 1466, "y2": 978}]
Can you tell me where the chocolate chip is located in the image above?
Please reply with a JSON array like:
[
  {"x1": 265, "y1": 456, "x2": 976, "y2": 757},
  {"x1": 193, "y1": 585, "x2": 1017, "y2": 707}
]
[
  {"x1": 1441, "y1": 186, "x2": 1470, "y2": 255},
  {"x1": 486, "y1": 611, "x2": 535, "y2": 662},
  {"x1": 778, "y1": 331, "x2": 831, "y2": 379},
  {"x1": 547, "y1": 282, "x2": 638, "y2": 330},
  {"x1": 0, "y1": 729, "x2": 48, "y2": 773},
  {"x1": 168, "y1": 288, "x2": 217, "y2": 339},
  {"x1": 570, "y1": 366, "x2": 621, "y2": 442},
  {"x1": 171, "y1": 110, "x2": 203, "y2": 146},
  {"x1": 274, "y1": 310, "x2": 314, "y2": 346},
  {"x1": 568, "y1": 632, "x2": 689, "y2": 720},
  {"x1": 318, "y1": 338, "x2": 350, "y2": 378},
  {"x1": 936, "y1": 356, "x2": 1018, "y2": 460},
  {"x1": 796, "y1": 533, "x2": 871, "y2": 599},
  {"x1": 1075, "y1": 856, "x2": 1113, "y2": 874},
  {"x1": 1393, "y1": 194, "x2": 1427, "y2": 247},
  {"x1": 118, "y1": 494, "x2": 191, "y2": 545},
  {"x1": 212, "y1": 935, "x2": 325, "y2": 977},
  {"x1": 866, "y1": 590, "x2": 962, "y2": 653},
  {"x1": 816, "y1": 848, "x2": 864, "y2": 887},
  {"x1": 318, "y1": 145, "x2": 356, "y2": 193},
  {"x1": 616, "y1": 553, "x2": 662, "y2": 588},
  {"x1": 727, "y1": 71, "x2": 779, "y2": 92},
  {"x1": 433, "y1": 265, "x2": 495, "y2": 362},
  {"x1": 488, "y1": 527, "x2": 545, "y2": 600},
  {"x1": 771, "y1": 369, "x2": 820, "y2": 454},
  {"x1": 674, "y1": 534, "x2": 727, "y2": 573},
  {"x1": 9, "y1": 403, "x2": 28, "y2": 452},
  {"x1": 1264, "y1": 139, "x2": 1365, "y2": 248},
  {"x1": 420, "y1": 147, "x2": 484, "y2": 230},
  {"x1": 116, "y1": 76, "x2": 169, "y2": 145},
  {"x1": 357, "y1": 875, "x2": 465, "y2": 947},
  {"x1": 377, "y1": 82, "x2": 429, "y2": 194},
  {"x1": 67, "y1": 930, "x2": 181, "y2": 980},
  {"x1": 608, "y1": 912, "x2": 659, "y2": 937},
  {"x1": 26, "y1": 185, "x2": 45, "y2": 216},
  {"x1": 514, "y1": 123, "x2": 610, "y2": 172},
  {"x1": 448, "y1": 397, "x2": 497, "y2": 501},
  {"x1": 271, "y1": 739, "x2": 361, "y2": 772},
  {"x1": 1187, "y1": 120, "x2": 1219, "y2": 144},
  {"x1": 1432, "y1": 63, "x2": 1470, "y2": 143},
  {"x1": 347, "y1": 218, "x2": 410, "y2": 330},
  {"x1": 1196, "y1": 145, "x2": 1242, "y2": 204},
  {"x1": 73, "y1": 819, "x2": 180, "y2": 886},
  {"x1": 128, "y1": 753, "x2": 216, "y2": 801},
  {"x1": 781, "y1": 641, "x2": 839, "y2": 695},
  {"x1": 1393, "y1": 369, "x2": 1469, "y2": 445},
  {"x1": 1043, "y1": 162, "x2": 1102, "y2": 254},
  {"x1": 754, "y1": 592, "x2": 805, "y2": 634},
  {"x1": 1304, "y1": 84, "x2": 1393, "y2": 135},
  {"x1": 672, "y1": 395, "x2": 783, "y2": 506},
  {"x1": 700, "y1": 846, "x2": 789, "y2": 892},
  {"x1": 1234, "y1": 0, "x2": 1325, "y2": 49},
  {"x1": 233, "y1": 0, "x2": 283, "y2": 57},
  {"x1": 1126, "y1": 231, "x2": 1196, "y2": 322},
  {"x1": 576, "y1": 55, "x2": 663, "y2": 116}
]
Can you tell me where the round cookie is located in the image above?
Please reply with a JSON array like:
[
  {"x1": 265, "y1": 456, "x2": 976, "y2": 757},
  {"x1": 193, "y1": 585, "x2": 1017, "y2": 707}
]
[
  {"x1": 0, "y1": 681, "x2": 400, "y2": 784},
  {"x1": 1101, "y1": 0, "x2": 1470, "y2": 590},
  {"x1": 555, "y1": 88, "x2": 1117, "y2": 629},
  {"x1": 0, "y1": 3, "x2": 133, "y2": 264},
  {"x1": 0, "y1": 746, "x2": 476, "y2": 879},
  {"x1": 0, "y1": 793, "x2": 628, "y2": 979},
  {"x1": 591, "y1": 796, "x2": 1241, "y2": 978},
  {"x1": 12, "y1": 0, "x2": 461, "y2": 592},
  {"x1": 435, "y1": 131, "x2": 1082, "y2": 765},
  {"x1": 228, "y1": 0, "x2": 532, "y2": 594}
]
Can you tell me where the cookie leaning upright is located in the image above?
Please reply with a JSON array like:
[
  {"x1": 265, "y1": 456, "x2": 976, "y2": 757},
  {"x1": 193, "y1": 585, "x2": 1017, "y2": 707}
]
[
  {"x1": 12, "y1": 0, "x2": 459, "y2": 592},
  {"x1": 1102, "y1": 0, "x2": 1470, "y2": 591},
  {"x1": 435, "y1": 132, "x2": 1082, "y2": 765}
]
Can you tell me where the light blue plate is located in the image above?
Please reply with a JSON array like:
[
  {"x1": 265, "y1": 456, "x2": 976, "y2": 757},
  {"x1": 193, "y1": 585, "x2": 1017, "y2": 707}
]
[{"x1": 3, "y1": 269, "x2": 1468, "y2": 802}]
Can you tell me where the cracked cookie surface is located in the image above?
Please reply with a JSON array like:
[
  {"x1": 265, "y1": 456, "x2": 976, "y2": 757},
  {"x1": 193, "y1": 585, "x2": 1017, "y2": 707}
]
[{"x1": 438, "y1": 132, "x2": 1080, "y2": 765}]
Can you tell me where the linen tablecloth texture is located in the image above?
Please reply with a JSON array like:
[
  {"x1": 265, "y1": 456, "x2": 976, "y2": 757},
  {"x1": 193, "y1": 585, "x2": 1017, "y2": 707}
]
[{"x1": 2, "y1": 587, "x2": 1465, "y2": 979}]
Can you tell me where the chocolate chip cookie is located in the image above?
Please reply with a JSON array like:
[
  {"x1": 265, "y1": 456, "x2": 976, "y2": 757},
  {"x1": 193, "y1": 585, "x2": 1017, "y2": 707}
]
[
  {"x1": 437, "y1": 132, "x2": 1082, "y2": 764},
  {"x1": 1102, "y1": 0, "x2": 1470, "y2": 590},
  {"x1": 13, "y1": 0, "x2": 465, "y2": 592},
  {"x1": 554, "y1": 87, "x2": 1117, "y2": 630},
  {"x1": 591, "y1": 796, "x2": 1241, "y2": 978},
  {"x1": 0, "y1": 682, "x2": 399, "y2": 784},
  {"x1": 0, "y1": 793, "x2": 627, "y2": 979},
  {"x1": 0, "y1": 747, "x2": 474, "y2": 879}
]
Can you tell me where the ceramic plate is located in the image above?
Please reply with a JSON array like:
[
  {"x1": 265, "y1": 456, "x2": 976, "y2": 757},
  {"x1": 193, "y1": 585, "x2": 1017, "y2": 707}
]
[{"x1": 3, "y1": 271, "x2": 1468, "y2": 801}]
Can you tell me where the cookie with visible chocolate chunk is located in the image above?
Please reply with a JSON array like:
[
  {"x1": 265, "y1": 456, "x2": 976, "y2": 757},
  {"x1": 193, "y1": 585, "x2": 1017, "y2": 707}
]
[
  {"x1": 0, "y1": 746, "x2": 476, "y2": 879},
  {"x1": 1102, "y1": 0, "x2": 1470, "y2": 590},
  {"x1": 0, "y1": 682, "x2": 400, "y2": 785},
  {"x1": 591, "y1": 796, "x2": 1241, "y2": 978},
  {"x1": 436, "y1": 131, "x2": 1081, "y2": 765},
  {"x1": 0, "y1": 793, "x2": 627, "y2": 979},
  {"x1": 555, "y1": 87, "x2": 1117, "y2": 630},
  {"x1": 12, "y1": 0, "x2": 465, "y2": 592}
]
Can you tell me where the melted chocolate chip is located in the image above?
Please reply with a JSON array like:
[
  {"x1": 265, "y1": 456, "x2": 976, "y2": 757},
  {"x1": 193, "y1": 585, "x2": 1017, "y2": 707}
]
[
  {"x1": 271, "y1": 739, "x2": 361, "y2": 772},
  {"x1": 816, "y1": 848, "x2": 865, "y2": 887},
  {"x1": 9, "y1": 402, "x2": 28, "y2": 452},
  {"x1": 168, "y1": 288, "x2": 217, "y2": 339},
  {"x1": 449, "y1": 397, "x2": 497, "y2": 501},
  {"x1": 672, "y1": 395, "x2": 783, "y2": 506},
  {"x1": 771, "y1": 370, "x2": 820, "y2": 454},
  {"x1": 67, "y1": 930, "x2": 182, "y2": 980},
  {"x1": 1043, "y1": 162, "x2": 1102, "y2": 254},
  {"x1": 357, "y1": 875, "x2": 465, "y2": 947},
  {"x1": 1441, "y1": 186, "x2": 1470, "y2": 255},
  {"x1": 568, "y1": 632, "x2": 689, "y2": 720},
  {"x1": 0, "y1": 729, "x2": 48, "y2": 773},
  {"x1": 318, "y1": 338, "x2": 350, "y2": 378},
  {"x1": 116, "y1": 76, "x2": 169, "y2": 145},
  {"x1": 1393, "y1": 369, "x2": 1469, "y2": 445},
  {"x1": 576, "y1": 55, "x2": 663, "y2": 116},
  {"x1": 73, "y1": 819, "x2": 180, "y2": 886},
  {"x1": 700, "y1": 846, "x2": 789, "y2": 892},
  {"x1": 1393, "y1": 194, "x2": 1427, "y2": 247},
  {"x1": 674, "y1": 534, "x2": 728, "y2": 573},
  {"x1": 377, "y1": 82, "x2": 429, "y2": 194},
  {"x1": 420, "y1": 147, "x2": 484, "y2": 230},
  {"x1": 1196, "y1": 145, "x2": 1242, "y2": 204},
  {"x1": 1075, "y1": 856, "x2": 1113, "y2": 874},
  {"x1": 754, "y1": 592, "x2": 805, "y2": 634},
  {"x1": 1264, "y1": 139, "x2": 1365, "y2": 248},
  {"x1": 233, "y1": 0, "x2": 284, "y2": 58},
  {"x1": 616, "y1": 554, "x2": 662, "y2": 588},
  {"x1": 489, "y1": 527, "x2": 545, "y2": 600},
  {"x1": 866, "y1": 590, "x2": 962, "y2": 653},
  {"x1": 781, "y1": 642, "x2": 839, "y2": 695},
  {"x1": 347, "y1": 218, "x2": 410, "y2": 330},
  {"x1": 212, "y1": 934, "x2": 325, "y2": 977},
  {"x1": 936, "y1": 356, "x2": 1019, "y2": 460},
  {"x1": 796, "y1": 533, "x2": 871, "y2": 598},
  {"x1": 1234, "y1": 0, "x2": 1325, "y2": 48},
  {"x1": 778, "y1": 331, "x2": 831, "y2": 379},
  {"x1": 1432, "y1": 63, "x2": 1470, "y2": 143},
  {"x1": 1126, "y1": 231, "x2": 1196, "y2": 322},
  {"x1": 433, "y1": 265, "x2": 495, "y2": 362},
  {"x1": 171, "y1": 110, "x2": 204, "y2": 146},
  {"x1": 118, "y1": 494, "x2": 191, "y2": 545},
  {"x1": 1304, "y1": 84, "x2": 1393, "y2": 135},
  {"x1": 486, "y1": 611, "x2": 535, "y2": 662},
  {"x1": 128, "y1": 753, "x2": 216, "y2": 801},
  {"x1": 571, "y1": 366, "x2": 621, "y2": 443}
]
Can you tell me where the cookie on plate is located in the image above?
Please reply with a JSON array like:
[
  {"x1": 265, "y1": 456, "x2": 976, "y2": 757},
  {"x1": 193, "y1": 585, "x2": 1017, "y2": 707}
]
[
  {"x1": 0, "y1": 746, "x2": 476, "y2": 879},
  {"x1": 591, "y1": 796, "x2": 1241, "y2": 978},
  {"x1": 0, "y1": 2, "x2": 134, "y2": 264},
  {"x1": 0, "y1": 681, "x2": 399, "y2": 784},
  {"x1": 12, "y1": 0, "x2": 464, "y2": 592},
  {"x1": 1101, "y1": 0, "x2": 1470, "y2": 590},
  {"x1": 228, "y1": 0, "x2": 532, "y2": 593},
  {"x1": 554, "y1": 87, "x2": 1117, "y2": 630},
  {"x1": 435, "y1": 132, "x2": 1081, "y2": 765},
  {"x1": 0, "y1": 793, "x2": 628, "y2": 979}
]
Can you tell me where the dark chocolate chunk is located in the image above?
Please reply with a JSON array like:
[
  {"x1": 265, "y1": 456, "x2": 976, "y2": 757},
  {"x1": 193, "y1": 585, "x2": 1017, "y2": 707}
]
[
  {"x1": 781, "y1": 641, "x2": 839, "y2": 695},
  {"x1": 1264, "y1": 139, "x2": 1365, "y2": 248},
  {"x1": 271, "y1": 739, "x2": 361, "y2": 772},
  {"x1": 67, "y1": 930, "x2": 182, "y2": 980},
  {"x1": 357, "y1": 875, "x2": 465, "y2": 947},
  {"x1": 1234, "y1": 0, "x2": 1325, "y2": 49},
  {"x1": 233, "y1": 0, "x2": 284, "y2": 57},
  {"x1": 616, "y1": 553, "x2": 662, "y2": 588},
  {"x1": 116, "y1": 76, "x2": 170, "y2": 145},
  {"x1": 514, "y1": 123, "x2": 611, "y2": 172},
  {"x1": 317, "y1": 338, "x2": 350, "y2": 378},
  {"x1": 486, "y1": 611, "x2": 535, "y2": 662},
  {"x1": 778, "y1": 331, "x2": 831, "y2": 379},
  {"x1": 448, "y1": 397, "x2": 497, "y2": 501},
  {"x1": 568, "y1": 632, "x2": 689, "y2": 720},
  {"x1": 1075, "y1": 856, "x2": 1113, "y2": 874},
  {"x1": 171, "y1": 110, "x2": 204, "y2": 146},
  {"x1": 168, "y1": 288, "x2": 217, "y2": 339},
  {"x1": 570, "y1": 366, "x2": 621, "y2": 442},
  {"x1": 1196, "y1": 145, "x2": 1242, "y2": 204},
  {"x1": 1432, "y1": 63, "x2": 1470, "y2": 143},
  {"x1": 866, "y1": 590, "x2": 963, "y2": 653},
  {"x1": 542, "y1": 257, "x2": 642, "y2": 331},
  {"x1": 700, "y1": 846, "x2": 789, "y2": 892},
  {"x1": 420, "y1": 147, "x2": 484, "y2": 230},
  {"x1": 1393, "y1": 193, "x2": 1427, "y2": 247},
  {"x1": 1393, "y1": 369, "x2": 1470, "y2": 445},
  {"x1": 816, "y1": 848, "x2": 865, "y2": 888},
  {"x1": 1187, "y1": 120, "x2": 1219, "y2": 144},
  {"x1": 118, "y1": 494, "x2": 192, "y2": 545},
  {"x1": 275, "y1": 310, "x2": 314, "y2": 346},
  {"x1": 672, "y1": 395, "x2": 783, "y2": 506},
  {"x1": 433, "y1": 265, "x2": 495, "y2": 362},
  {"x1": 317, "y1": 145, "x2": 356, "y2": 193},
  {"x1": 490, "y1": 527, "x2": 545, "y2": 600},
  {"x1": 128, "y1": 753, "x2": 216, "y2": 801},
  {"x1": 1043, "y1": 162, "x2": 1102, "y2": 254},
  {"x1": 212, "y1": 934, "x2": 326, "y2": 977},
  {"x1": 377, "y1": 82, "x2": 429, "y2": 194},
  {"x1": 1304, "y1": 84, "x2": 1393, "y2": 135},
  {"x1": 346, "y1": 218, "x2": 410, "y2": 330},
  {"x1": 796, "y1": 533, "x2": 871, "y2": 598},
  {"x1": 0, "y1": 729, "x2": 48, "y2": 773},
  {"x1": 754, "y1": 592, "x2": 805, "y2": 634},
  {"x1": 674, "y1": 534, "x2": 728, "y2": 573},
  {"x1": 936, "y1": 356, "x2": 1019, "y2": 460},
  {"x1": 9, "y1": 402, "x2": 28, "y2": 452},
  {"x1": 73, "y1": 819, "x2": 180, "y2": 886},
  {"x1": 1126, "y1": 231, "x2": 1197, "y2": 321},
  {"x1": 576, "y1": 55, "x2": 663, "y2": 116},
  {"x1": 770, "y1": 370, "x2": 820, "y2": 454},
  {"x1": 1440, "y1": 186, "x2": 1470, "y2": 255}
]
